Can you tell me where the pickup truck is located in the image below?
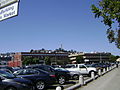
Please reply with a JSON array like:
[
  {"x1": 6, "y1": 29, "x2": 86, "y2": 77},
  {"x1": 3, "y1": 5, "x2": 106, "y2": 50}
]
[{"x1": 65, "y1": 64, "x2": 98, "y2": 76}]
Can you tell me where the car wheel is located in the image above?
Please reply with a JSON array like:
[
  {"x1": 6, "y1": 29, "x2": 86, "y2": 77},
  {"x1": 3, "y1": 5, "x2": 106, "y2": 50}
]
[
  {"x1": 6, "y1": 87, "x2": 16, "y2": 90},
  {"x1": 36, "y1": 81, "x2": 45, "y2": 90},
  {"x1": 73, "y1": 74, "x2": 79, "y2": 80},
  {"x1": 58, "y1": 76, "x2": 65, "y2": 84}
]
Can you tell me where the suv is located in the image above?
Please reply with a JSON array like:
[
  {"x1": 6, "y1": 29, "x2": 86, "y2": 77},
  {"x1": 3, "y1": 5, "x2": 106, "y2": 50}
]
[
  {"x1": 25, "y1": 65, "x2": 71, "y2": 84},
  {"x1": 65, "y1": 64, "x2": 98, "y2": 76}
]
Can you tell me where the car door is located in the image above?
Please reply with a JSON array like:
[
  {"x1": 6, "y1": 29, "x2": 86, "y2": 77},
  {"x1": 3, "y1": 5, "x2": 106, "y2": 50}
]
[{"x1": 79, "y1": 65, "x2": 88, "y2": 74}]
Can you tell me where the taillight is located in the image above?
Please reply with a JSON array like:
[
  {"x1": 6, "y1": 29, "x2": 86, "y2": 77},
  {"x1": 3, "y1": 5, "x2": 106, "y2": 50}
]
[{"x1": 50, "y1": 74, "x2": 56, "y2": 77}]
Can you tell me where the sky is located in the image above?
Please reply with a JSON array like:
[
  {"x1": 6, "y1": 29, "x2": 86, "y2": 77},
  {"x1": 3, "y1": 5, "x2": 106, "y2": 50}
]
[{"x1": 0, "y1": 0, "x2": 119, "y2": 55}]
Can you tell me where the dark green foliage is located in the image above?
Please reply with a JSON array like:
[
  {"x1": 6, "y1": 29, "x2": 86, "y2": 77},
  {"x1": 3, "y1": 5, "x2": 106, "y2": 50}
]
[
  {"x1": 91, "y1": 0, "x2": 120, "y2": 48},
  {"x1": 44, "y1": 56, "x2": 51, "y2": 65},
  {"x1": 76, "y1": 55, "x2": 84, "y2": 63},
  {"x1": 109, "y1": 55, "x2": 119, "y2": 62}
]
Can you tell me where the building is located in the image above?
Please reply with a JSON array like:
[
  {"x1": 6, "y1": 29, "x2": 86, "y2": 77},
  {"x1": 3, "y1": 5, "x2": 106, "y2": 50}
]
[
  {"x1": 69, "y1": 52, "x2": 111, "y2": 63},
  {"x1": 8, "y1": 51, "x2": 69, "y2": 67},
  {"x1": 83, "y1": 52, "x2": 111, "y2": 63},
  {"x1": 7, "y1": 50, "x2": 112, "y2": 67},
  {"x1": 68, "y1": 52, "x2": 84, "y2": 63}
]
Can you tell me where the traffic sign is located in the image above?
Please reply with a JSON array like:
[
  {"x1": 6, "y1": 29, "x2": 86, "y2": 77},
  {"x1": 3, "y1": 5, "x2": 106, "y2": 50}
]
[
  {"x1": 0, "y1": 0, "x2": 19, "y2": 9},
  {"x1": 0, "y1": 2, "x2": 19, "y2": 21}
]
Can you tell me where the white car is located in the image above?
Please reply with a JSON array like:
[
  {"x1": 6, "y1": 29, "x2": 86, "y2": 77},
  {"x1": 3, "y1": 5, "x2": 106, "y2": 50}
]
[{"x1": 65, "y1": 64, "x2": 98, "y2": 76}]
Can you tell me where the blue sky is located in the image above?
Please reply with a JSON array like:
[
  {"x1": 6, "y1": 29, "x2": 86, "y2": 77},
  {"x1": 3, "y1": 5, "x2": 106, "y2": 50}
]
[{"x1": 0, "y1": 0, "x2": 119, "y2": 55}]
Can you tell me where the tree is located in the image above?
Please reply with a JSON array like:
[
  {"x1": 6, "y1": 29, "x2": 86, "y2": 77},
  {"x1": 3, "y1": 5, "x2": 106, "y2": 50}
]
[
  {"x1": 22, "y1": 56, "x2": 33, "y2": 65},
  {"x1": 109, "y1": 55, "x2": 118, "y2": 62},
  {"x1": 44, "y1": 56, "x2": 51, "y2": 65},
  {"x1": 91, "y1": 0, "x2": 120, "y2": 48},
  {"x1": 33, "y1": 57, "x2": 39, "y2": 64},
  {"x1": 76, "y1": 55, "x2": 84, "y2": 63}
]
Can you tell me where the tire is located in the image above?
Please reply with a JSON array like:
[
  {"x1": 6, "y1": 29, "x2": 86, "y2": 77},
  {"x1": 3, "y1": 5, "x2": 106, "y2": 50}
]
[
  {"x1": 36, "y1": 81, "x2": 45, "y2": 90},
  {"x1": 73, "y1": 74, "x2": 79, "y2": 80},
  {"x1": 6, "y1": 87, "x2": 16, "y2": 90},
  {"x1": 58, "y1": 76, "x2": 66, "y2": 85}
]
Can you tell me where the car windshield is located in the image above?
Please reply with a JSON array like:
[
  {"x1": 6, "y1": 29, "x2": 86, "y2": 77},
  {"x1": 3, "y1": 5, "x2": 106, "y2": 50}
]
[
  {"x1": 55, "y1": 68, "x2": 67, "y2": 71},
  {"x1": 85, "y1": 64, "x2": 92, "y2": 67},
  {"x1": 0, "y1": 70, "x2": 15, "y2": 79},
  {"x1": 65, "y1": 65, "x2": 76, "y2": 68}
]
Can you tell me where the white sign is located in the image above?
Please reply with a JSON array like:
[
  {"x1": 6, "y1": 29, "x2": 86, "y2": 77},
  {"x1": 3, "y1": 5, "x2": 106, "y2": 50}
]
[
  {"x1": 84, "y1": 59, "x2": 89, "y2": 62},
  {"x1": 0, "y1": 0, "x2": 18, "y2": 8},
  {"x1": 0, "y1": 2, "x2": 18, "y2": 21}
]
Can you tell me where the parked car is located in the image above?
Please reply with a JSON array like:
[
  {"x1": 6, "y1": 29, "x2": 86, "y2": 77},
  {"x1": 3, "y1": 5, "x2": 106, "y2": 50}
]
[
  {"x1": 54, "y1": 68, "x2": 81, "y2": 80},
  {"x1": 25, "y1": 65, "x2": 71, "y2": 84},
  {"x1": 12, "y1": 67, "x2": 22, "y2": 72},
  {"x1": 13, "y1": 68, "x2": 56, "y2": 90},
  {"x1": 0, "y1": 70, "x2": 34, "y2": 90},
  {"x1": 89, "y1": 63, "x2": 111, "y2": 70},
  {"x1": 0, "y1": 69, "x2": 13, "y2": 74},
  {"x1": 0, "y1": 66, "x2": 14, "y2": 72},
  {"x1": 69, "y1": 71, "x2": 81, "y2": 80},
  {"x1": 65, "y1": 64, "x2": 98, "y2": 76}
]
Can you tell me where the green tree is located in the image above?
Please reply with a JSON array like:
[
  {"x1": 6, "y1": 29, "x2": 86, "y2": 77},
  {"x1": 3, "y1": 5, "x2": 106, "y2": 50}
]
[
  {"x1": 33, "y1": 57, "x2": 39, "y2": 64},
  {"x1": 109, "y1": 55, "x2": 118, "y2": 62},
  {"x1": 91, "y1": 0, "x2": 120, "y2": 48},
  {"x1": 44, "y1": 56, "x2": 51, "y2": 65},
  {"x1": 76, "y1": 55, "x2": 84, "y2": 63},
  {"x1": 22, "y1": 56, "x2": 33, "y2": 65}
]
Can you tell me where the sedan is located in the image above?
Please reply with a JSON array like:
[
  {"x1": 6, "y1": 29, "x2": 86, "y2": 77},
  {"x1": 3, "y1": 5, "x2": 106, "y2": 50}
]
[
  {"x1": 0, "y1": 70, "x2": 34, "y2": 90},
  {"x1": 25, "y1": 65, "x2": 71, "y2": 84},
  {"x1": 55, "y1": 68, "x2": 81, "y2": 80},
  {"x1": 13, "y1": 68, "x2": 57, "y2": 90}
]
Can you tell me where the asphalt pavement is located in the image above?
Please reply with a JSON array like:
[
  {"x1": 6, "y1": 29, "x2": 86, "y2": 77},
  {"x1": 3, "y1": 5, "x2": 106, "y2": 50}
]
[{"x1": 76, "y1": 66, "x2": 120, "y2": 90}]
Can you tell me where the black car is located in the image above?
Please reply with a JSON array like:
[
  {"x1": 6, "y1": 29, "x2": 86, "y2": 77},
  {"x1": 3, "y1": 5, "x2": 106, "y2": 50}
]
[
  {"x1": 13, "y1": 68, "x2": 56, "y2": 90},
  {"x1": 25, "y1": 65, "x2": 71, "y2": 84},
  {"x1": 90, "y1": 63, "x2": 111, "y2": 70},
  {"x1": 0, "y1": 66, "x2": 14, "y2": 72},
  {"x1": 0, "y1": 70, "x2": 34, "y2": 90},
  {"x1": 54, "y1": 68, "x2": 81, "y2": 80}
]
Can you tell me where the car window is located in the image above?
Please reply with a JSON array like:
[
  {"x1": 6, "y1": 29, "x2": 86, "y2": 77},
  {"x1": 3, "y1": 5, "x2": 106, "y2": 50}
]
[
  {"x1": 28, "y1": 69, "x2": 39, "y2": 74},
  {"x1": 79, "y1": 65, "x2": 86, "y2": 68},
  {"x1": 14, "y1": 70, "x2": 23, "y2": 75},
  {"x1": 0, "y1": 71, "x2": 15, "y2": 78},
  {"x1": 43, "y1": 66, "x2": 52, "y2": 72},
  {"x1": 65, "y1": 65, "x2": 76, "y2": 68},
  {"x1": 23, "y1": 69, "x2": 40, "y2": 75}
]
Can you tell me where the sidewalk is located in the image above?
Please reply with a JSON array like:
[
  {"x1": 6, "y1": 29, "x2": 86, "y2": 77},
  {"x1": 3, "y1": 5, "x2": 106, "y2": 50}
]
[{"x1": 76, "y1": 67, "x2": 120, "y2": 90}]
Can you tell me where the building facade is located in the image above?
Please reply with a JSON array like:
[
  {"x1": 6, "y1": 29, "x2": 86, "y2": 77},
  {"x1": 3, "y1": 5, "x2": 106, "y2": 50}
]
[
  {"x1": 83, "y1": 52, "x2": 111, "y2": 63},
  {"x1": 8, "y1": 51, "x2": 112, "y2": 67},
  {"x1": 8, "y1": 52, "x2": 69, "y2": 67},
  {"x1": 69, "y1": 52, "x2": 111, "y2": 63}
]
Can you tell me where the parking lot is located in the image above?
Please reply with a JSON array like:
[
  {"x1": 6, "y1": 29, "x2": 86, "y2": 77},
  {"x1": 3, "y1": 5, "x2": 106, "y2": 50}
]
[
  {"x1": 47, "y1": 76, "x2": 90, "y2": 90},
  {"x1": 0, "y1": 63, "x2": 117, "y2": 90}
]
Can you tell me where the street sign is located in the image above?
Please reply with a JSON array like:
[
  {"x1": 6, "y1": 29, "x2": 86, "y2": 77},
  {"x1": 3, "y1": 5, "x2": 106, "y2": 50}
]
[
  {"x1": 0, "y1": 2, "x2": 19, "y2": 21},
  {"x1": 0, "y1": 0, "x2": 18, "y2": 8}
]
